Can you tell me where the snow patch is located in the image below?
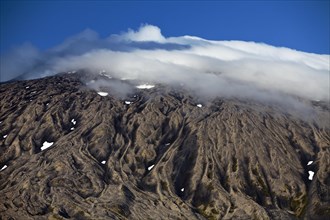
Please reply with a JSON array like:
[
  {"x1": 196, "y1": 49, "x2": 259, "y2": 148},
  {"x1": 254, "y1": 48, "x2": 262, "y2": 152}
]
[
  {"x1": 71, "y1": 119, "x2": 77, "y2": 125},
  {"x1": 101, "y1": 161, "x2": 106, "y2": 164},
  {"x1": 0, "y1": 165, "x2": 7, "y2": 171},
  {"x1": 97, "y1": 92, "x2": 108, "y2": 96},
  {"x1": 41, "y1": 141, "x2": 54, "y2": 151},
  {"x1": 307, "y1": 161, "x2": 313, "y2": 166},
  {"x1": 136, "y1": 84, "x2": 155, "y2": 89},
  {"x1": 25, "y1": 86, "x2": 30, "y2": 89},
  {"x1": 197, "y1": 104, "x2": 203, "y2": 108},
  {"x1": 148, "y1": 164, "x2": 154, "y2": 171},
  {"x1": 125, "y1": 101, "x2": 132, "y2": 105},
  {"x1": 165, "y1": 143, "x2": 170, "y2": 146},
  {"x1": 181, "y1": 188, "x2": 185, "y2": 192},
  {"x1": 70, "y1": 119, "x2": 76, "y2": 131},
  {"x1": 308, "y1": 171, "x2": 314, "y2": 180},
  {"x1": 0, "y1": 121, "x2": 2, "y2": 124},
  {"x1": 3, "y1": 135, "x2": 7, "y2": 138}
]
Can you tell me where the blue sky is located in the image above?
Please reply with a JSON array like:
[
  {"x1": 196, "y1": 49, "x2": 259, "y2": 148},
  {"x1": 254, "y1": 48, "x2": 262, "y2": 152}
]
[{"x1": 0, "y1": 0, "x2": 329, "y2": 54}]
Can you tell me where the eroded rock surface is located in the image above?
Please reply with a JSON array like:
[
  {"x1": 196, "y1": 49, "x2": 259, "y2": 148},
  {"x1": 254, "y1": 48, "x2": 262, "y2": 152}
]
[{"x1": 0, "y1": 73, "x2": 329, "y2": 219}]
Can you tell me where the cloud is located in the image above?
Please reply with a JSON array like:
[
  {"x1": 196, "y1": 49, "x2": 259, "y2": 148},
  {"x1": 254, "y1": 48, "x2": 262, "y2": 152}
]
[
  {"x1": 118, "y1": 24, "x2": 166, "y2": 42},
  {"x1": 86, "y1": 78, "x2": 134, "y2": 98},
  {"x1": 1, "y1": 24, "x2": 329, "y2": 110}
]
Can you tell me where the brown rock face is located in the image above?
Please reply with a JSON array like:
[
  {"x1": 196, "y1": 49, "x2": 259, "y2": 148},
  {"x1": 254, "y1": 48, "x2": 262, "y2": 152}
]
[{"x1": 0, "y1": 72, "x2": 329, "y2": 220}]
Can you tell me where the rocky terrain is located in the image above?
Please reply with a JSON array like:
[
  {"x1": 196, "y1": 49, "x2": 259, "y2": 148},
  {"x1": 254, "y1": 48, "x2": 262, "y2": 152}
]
[{"x1": 0, "y1": 72, "x2": 329, "y2": 220}]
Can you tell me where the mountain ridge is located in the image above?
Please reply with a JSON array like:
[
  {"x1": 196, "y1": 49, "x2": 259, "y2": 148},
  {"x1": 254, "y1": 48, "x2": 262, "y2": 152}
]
[{"x1": 0, "y1": 72, "x2": 329, "y2": 219}]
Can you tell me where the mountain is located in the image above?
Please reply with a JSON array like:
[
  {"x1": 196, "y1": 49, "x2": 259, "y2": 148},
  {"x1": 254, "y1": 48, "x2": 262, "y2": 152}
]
[{"x1": 0, "y1": 72, "x2": 329, "y2": 220}]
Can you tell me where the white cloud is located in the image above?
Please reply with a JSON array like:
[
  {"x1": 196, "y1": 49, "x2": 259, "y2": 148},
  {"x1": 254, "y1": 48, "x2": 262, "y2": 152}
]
[
  {"x1": 1, "y1": 24, "x2": 329, "y2": 109},
  {"x1": 119, "y1": 24, "x2": 166, "y2": 42}
]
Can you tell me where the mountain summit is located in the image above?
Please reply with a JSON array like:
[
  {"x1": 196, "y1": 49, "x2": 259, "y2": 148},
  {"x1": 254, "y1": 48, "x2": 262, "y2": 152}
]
[{"x1": 0, "y1": 72, "x2": 329, "y2": 219}]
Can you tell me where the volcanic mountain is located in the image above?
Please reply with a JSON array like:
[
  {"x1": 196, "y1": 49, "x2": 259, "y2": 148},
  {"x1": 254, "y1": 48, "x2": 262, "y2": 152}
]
[{"x1": 0, "y1": 72, "x2": 329, "y2": 220}]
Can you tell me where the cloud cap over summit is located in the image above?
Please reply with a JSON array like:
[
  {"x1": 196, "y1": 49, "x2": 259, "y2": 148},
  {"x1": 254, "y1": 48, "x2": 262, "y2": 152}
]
[{"x1": 1, "y1": 24, "x2": 329, "y2": 104}]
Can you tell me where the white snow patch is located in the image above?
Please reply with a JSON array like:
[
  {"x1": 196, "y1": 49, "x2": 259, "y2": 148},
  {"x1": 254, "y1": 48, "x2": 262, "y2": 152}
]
[
  {"x1": 3, "y1": 135, "x2": 7, "y2": 138},
  {"x1": 97, "y1": 92, "x2": 108, "y2": 96},
  {"x1": 70, "y1": 119, "x2": 76, "y2": 131},
  {"x1": 101, "y1": 160, "x2": 106, "y2": 164},
  {"x1": 25, "y1": 86, "x2": 30, "y2": 89},
  {"x1": 308, "y1": 171, "x2": 315, "y2": 180},
  {"x1": 165, "y1": 143, "x2": 170, "y2": 146},
  {"x1": 41, "y1": 141, "x2": 54, "y2": 151},
  {"x1": 0, "y1": 165, "x2": 7, "y2": 171},
  {"x1": 197, "y1": 104, "x2": 203, "y2": 108},
  {"x1": 136, "y1": 84, "x2": 155, "y2": 89},
  {"x1": 32, "y1": 91, "x2": 37, "y2": 94},
  {"x1": 0, "y1": 121, "x2": 2, "y2": 124},
  {"x1": 125, "y1": 101, "x2": 132, "y2": 105},
  {"x1": 46, "y1": 103, "x2": 49, "y2": 106},
  {"x1": 181, "y1": 188, "x2": 185, "y2": 192},
  {"x1": 148, "y1": 165, "x2": 154, "y2": 171},
  {"x1": 307, "y1": 161, "x2": 313, "y2": 166}
]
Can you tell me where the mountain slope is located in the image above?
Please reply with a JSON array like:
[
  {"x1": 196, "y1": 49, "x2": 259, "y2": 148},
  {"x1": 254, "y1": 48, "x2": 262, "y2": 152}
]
[{"x1": 0, "y1": 72, "x2": 329, "y2": 220}]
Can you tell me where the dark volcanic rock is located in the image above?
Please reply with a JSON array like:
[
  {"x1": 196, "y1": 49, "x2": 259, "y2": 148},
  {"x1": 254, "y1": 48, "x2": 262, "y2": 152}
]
[{"x1": 0, "y1": 72, "x2": 329, "y2": 220}]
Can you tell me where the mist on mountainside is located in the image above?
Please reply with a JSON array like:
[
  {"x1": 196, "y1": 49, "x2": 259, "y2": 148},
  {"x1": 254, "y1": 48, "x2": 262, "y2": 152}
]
[{"x1": 1, "y1": 25, "x2": 329, "y2": 110}]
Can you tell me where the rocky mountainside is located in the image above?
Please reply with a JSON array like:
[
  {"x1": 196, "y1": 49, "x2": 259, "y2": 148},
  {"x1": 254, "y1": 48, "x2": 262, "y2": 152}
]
[{"x1": 0, "y1": 72, "x2": 329, "y2": 220}]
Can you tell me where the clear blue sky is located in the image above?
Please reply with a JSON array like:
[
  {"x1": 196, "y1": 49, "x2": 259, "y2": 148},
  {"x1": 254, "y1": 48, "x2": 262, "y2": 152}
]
[{"x1": 1, "y1": 0, "x2": 329, "y2": 54}]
